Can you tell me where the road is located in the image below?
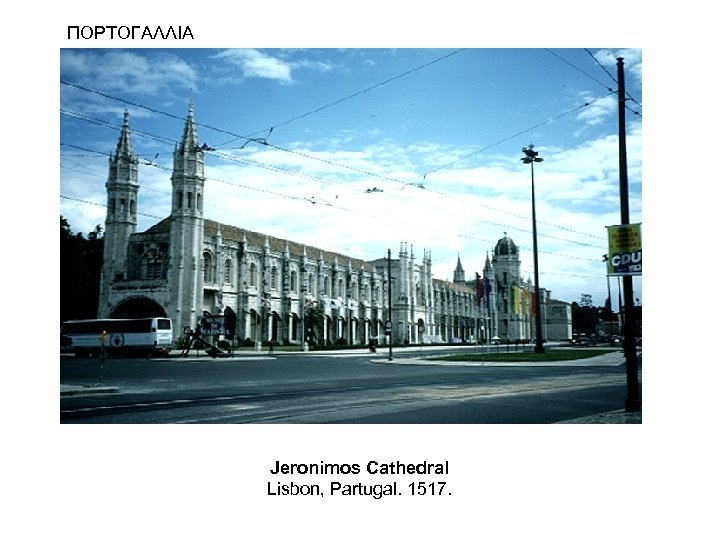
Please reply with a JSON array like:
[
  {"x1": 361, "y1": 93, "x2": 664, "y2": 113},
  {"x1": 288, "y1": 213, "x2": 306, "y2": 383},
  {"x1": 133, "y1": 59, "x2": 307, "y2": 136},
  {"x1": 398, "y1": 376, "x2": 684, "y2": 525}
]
[{"x1": 60, "y1": 347, "x2": 637, "y2": 424}]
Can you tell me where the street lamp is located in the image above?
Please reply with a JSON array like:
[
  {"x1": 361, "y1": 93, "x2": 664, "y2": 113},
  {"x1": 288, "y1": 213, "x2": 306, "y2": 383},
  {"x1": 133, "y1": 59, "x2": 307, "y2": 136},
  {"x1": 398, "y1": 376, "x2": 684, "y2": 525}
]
[{"x1": 522, "y1": 144, "x2": 545, "y2": 354}]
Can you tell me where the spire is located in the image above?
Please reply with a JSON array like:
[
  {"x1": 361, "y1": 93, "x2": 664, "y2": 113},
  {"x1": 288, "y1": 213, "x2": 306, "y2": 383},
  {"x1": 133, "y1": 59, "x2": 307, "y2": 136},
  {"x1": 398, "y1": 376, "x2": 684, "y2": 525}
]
[
  {"x1": 114, "y1": 110, "x2": 135, "y2": 162},
  {"x1": 180, "y1": 100, "x2": 199, "y2": 152},
  {"x1": 453, "y1": 253, "x2": 466, "y2": 284}
]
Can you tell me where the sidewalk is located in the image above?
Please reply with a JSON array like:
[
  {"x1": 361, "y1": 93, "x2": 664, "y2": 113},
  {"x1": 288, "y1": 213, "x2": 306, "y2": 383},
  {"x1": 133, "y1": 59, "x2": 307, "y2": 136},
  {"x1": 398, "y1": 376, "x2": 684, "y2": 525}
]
[
  {"x1": 555, "y1": 409, "x2": 642, "y2": 424},
  {"x1": 60, "y1": 383, "x2": 119, "y2": 397},
  {"x1": 368, "y1": 349, "x2": 628, "y2": 367}
]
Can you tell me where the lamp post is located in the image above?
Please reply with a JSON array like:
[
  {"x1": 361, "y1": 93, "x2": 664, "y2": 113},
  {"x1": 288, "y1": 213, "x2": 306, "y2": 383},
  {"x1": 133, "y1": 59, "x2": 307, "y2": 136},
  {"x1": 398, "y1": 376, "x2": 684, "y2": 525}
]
[
  {"x1": 387, "y1": 249, "x2": 393, "y2": 361},
  {"x1": 522, "y1": 144, "x2": 545, "y2": 354}
]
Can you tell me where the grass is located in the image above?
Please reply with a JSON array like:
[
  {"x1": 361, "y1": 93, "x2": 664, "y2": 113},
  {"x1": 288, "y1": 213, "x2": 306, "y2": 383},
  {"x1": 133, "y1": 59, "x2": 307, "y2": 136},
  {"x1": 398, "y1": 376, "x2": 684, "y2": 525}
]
[{"x1": 426, "y1": 348, "x2": 616, "y2": 363}]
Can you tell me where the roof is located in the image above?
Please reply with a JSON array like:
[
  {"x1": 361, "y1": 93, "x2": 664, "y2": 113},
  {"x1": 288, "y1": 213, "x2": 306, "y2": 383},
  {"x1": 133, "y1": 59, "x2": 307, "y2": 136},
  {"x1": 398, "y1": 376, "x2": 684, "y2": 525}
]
[
  {"x1": 143, "y1": 216, "x2": 375, "y2": 272},
  {"x1": 494, "y1": 234, "x2": 518, "y2": 256},
  {"x1": 141, "y1": 217, "x2": 470, "y2": 291}
]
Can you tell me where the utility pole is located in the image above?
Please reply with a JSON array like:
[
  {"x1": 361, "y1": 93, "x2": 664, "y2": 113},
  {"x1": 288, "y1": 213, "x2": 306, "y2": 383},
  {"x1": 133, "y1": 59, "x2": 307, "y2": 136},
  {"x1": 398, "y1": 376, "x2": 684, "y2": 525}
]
[{"x1": 617, "y1": 57, "x2": 641, "y2": 412}]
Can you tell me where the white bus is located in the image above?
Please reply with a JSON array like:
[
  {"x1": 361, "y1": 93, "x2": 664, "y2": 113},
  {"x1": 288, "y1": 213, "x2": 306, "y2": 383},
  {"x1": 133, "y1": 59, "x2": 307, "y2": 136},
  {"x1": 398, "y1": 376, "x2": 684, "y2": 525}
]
[{"x1": 61, "y1": 317, "x2": 173, "y2": 357}]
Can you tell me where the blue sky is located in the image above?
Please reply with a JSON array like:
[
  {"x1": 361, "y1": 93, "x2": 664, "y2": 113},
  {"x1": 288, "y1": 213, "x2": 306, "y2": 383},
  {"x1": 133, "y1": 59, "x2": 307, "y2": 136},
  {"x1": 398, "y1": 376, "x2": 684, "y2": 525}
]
[{"x1": 60, "y1": 47, "x2": 642, "y2": 307}]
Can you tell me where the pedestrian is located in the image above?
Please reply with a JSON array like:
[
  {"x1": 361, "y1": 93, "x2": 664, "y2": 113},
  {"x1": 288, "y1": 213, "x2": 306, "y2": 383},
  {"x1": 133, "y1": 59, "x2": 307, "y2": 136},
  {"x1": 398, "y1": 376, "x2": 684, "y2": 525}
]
[{"x1": 181, "y1": 321, "x2": 202, "y2": 357}]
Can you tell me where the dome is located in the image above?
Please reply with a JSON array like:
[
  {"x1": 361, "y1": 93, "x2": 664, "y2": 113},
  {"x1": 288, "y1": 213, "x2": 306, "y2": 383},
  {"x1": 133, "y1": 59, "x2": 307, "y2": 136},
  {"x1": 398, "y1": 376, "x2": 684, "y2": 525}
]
[{"x1": 494, "y1": 234, "x2": 518, "y2": 257}]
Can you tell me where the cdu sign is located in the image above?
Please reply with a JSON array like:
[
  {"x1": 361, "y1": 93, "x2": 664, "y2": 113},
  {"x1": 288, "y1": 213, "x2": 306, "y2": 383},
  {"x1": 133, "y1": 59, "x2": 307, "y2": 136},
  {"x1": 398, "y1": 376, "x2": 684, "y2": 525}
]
[{"x1": 606, "y1": 223, "x2": 642, "y2": 276}]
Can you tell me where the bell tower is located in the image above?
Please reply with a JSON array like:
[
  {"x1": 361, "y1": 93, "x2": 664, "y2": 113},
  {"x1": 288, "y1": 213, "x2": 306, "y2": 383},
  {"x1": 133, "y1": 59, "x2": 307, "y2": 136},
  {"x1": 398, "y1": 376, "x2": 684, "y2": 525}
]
[
  {"x1": 98, "y1": 111, "x2": 138, "y2": 316},
  {"x1": 492, "y1": 233, "x2": 522, "y2": 340},
  {"x1": 168, "y1": 102, "x2": 206, "y2": 335}
]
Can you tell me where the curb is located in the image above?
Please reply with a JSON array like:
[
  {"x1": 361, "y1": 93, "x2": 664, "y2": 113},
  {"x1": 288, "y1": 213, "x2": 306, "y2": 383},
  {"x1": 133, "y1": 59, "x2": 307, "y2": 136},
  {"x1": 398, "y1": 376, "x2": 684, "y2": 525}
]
[{"x1": 60, "y1": 384, "x2": 120, "y2": 397}]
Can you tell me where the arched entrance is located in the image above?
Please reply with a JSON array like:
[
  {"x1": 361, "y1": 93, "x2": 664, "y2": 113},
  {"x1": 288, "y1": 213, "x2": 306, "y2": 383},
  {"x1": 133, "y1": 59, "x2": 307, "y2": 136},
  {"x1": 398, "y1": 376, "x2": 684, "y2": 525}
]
[
  {"x1": 110, "y1": 297, "x2": 166, "y2": 318},
  {"x1": 271, "y1": 312, "x2": 280, "y2": 344},
  {"x1": 224, "y1": 306, "x2": 237, "y2": 344}
]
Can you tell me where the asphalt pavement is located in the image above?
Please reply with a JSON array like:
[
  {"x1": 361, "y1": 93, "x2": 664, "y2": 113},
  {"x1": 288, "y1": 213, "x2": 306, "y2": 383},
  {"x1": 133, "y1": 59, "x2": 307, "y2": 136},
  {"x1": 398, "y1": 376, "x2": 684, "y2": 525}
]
[{"x1": 60, "y1": 347, "x2": 642, "y2": 423}]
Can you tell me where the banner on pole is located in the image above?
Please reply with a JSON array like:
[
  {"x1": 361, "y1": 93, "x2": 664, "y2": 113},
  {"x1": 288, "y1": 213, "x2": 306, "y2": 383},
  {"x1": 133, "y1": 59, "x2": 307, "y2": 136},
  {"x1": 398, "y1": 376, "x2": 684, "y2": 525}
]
[{"x1": 606, "y1": 223, "x2": 642, "y2": 276}]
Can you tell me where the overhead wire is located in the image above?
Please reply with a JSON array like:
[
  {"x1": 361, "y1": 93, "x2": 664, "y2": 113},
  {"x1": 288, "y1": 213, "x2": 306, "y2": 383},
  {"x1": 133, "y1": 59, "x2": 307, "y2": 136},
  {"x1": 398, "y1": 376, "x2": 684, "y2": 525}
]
[
  {"x1": 62, "y1": 142, "x2": 607, "y2": 274},
  {"x1": 547, "y1": 48, "x2": 614, "y2": 92},
  {"x1": 582, "y1": 48, "x2": 642, "y2": 115},
  {"x1": 62, "y1": 109, "x2": 608, "y2": 250},
  {"x1": 60, "y1": 186, "x2": 602, "y2": 271},
  {"x1": 61, "y1": 78, "x2": 614, "y2": 245},
  {"x1": 233, "y1": 48, "x2": 469, "y2": 143},
  {"x1": 60, "y1": 50, "x2": 638, "y2": 261}
]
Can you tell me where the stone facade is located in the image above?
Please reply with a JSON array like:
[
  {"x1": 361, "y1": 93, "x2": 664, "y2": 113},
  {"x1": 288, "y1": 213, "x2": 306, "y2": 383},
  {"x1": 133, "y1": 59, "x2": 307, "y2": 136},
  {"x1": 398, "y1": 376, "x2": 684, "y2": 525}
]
[{"x1": 98, "y1": 108, "x2": 571, "y2": 346}]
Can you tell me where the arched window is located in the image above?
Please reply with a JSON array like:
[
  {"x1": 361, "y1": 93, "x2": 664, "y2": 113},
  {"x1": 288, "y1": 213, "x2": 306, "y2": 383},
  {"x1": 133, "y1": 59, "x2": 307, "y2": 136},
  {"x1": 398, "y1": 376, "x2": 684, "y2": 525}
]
[
  {"x1": 249, "y1": 263, "x2": 257, "y2": 287},
  {"x1": 203, "y1": 252, "x2": 214, "y2": 282},
  {"x1": 141, "y1": 249, "x2": 163, "y2": 280},
  {"x1": 290, "y1": 271, "x2": 298, "y2": 293}
]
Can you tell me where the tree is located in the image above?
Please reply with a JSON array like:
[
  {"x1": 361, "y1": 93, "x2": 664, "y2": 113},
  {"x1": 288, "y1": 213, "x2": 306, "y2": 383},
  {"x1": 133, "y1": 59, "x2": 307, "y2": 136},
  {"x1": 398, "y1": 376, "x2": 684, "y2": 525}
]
[
  {"x1": 571, "y1": 294, "x2": 601, "y2": 336},
  {"x1": 60, "y1": 216, "x2": 104, "y2": 322},
  {"x1": 599, "y1": 296, "x2": 617, "y2": 323}
]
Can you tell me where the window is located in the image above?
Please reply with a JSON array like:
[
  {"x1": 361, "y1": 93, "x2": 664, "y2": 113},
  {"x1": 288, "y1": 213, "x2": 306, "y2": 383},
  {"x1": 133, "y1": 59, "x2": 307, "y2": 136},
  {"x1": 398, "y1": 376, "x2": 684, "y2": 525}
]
[
  {"x1": 249, "y1": 263, "x2": 257, "y2": 287},
  {"x1": 147, "y1": 259, "x2": 162, "y2": 279},
  {"x1": 290, "y1": 271, "x2": 298, "y2": 293},
  {"x1": 224, "y1": 259, "x2": 232, "y2": 284},
  {"x1": 271, "y1": 267, "x2": 278, "y2": 290},
  {"x1": 141, "y1": 249, "x2": 163, "y2": 280},
  {"x1": 203, "y1": 252, "x2": 214, "y2": 282}
]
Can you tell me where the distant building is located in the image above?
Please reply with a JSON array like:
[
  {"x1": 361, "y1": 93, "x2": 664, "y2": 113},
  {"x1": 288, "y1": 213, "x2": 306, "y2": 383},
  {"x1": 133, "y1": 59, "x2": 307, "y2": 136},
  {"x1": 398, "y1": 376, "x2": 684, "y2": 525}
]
[{"x1": 97, "y1": 107, "x2": 571, "y2": 345}]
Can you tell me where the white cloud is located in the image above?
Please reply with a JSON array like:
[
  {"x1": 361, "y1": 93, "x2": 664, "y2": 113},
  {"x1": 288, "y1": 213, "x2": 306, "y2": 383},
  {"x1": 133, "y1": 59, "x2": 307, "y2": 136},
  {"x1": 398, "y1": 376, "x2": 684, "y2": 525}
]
[
  {"x1": 61, "y1": 50, "x2": 198, "y2": 98},
  {"x1": 577, "y1": 93, "x2": 616, "y2": 126},
  {"x1": 213, "y1": 49, "x2": 293, "y2": 82},
  {"x1": 591, "y1": 48, "x2": 642, "y2": 87}
]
